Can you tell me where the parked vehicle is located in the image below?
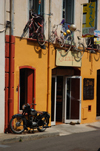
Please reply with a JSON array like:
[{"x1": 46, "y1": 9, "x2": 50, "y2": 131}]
[
  {"x1": 85, "y1": 36, "x2": 100, "y2": 52},
  {"x1": 10, "y1": 102, "x2": 50, "y2": 134},
  {"x1": 20, "y1": 11, "x2": 45, "y2": 46},
  {"x1": 61, "y1": 26, "x2": 85, "y2": 59}
]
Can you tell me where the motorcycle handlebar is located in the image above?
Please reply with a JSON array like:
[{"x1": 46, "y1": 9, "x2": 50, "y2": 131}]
[
  {"x1": 27, "y1": 103, "x2": 36, "y2": 106},
  {"x1": 31, "y1": 103, "x2": 36, "y2": 105}
]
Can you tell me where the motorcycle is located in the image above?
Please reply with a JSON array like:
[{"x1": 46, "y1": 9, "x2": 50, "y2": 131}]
[{"x1": 10, "y1": 102, "x2": 50, "y2": 134}]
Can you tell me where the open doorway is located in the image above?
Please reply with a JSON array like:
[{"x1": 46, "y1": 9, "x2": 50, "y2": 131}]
[
  {"x1": 64, "y1": 76, "x2": 81, "y2": 123},
  {"x1": 97, "y1": 70, "x2": 100, "y2": 117},
  {"x1": 51, "y1": 76, "x2": 63, "y2": 125},
  {"x1": 56, "y1": 76, "x2": 63, "y2": 124},
  {"x1": 51, "y1": 75, "x2": 81, "y2": 125},
  {"x1": 19, "y1": 68, "x2": 35, "y2": 111}
]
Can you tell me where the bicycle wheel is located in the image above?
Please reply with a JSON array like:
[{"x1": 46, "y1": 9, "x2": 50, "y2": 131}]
[
  {"x1": 20, "y1": 20, "x2": 31, "y2": 39},
  {"x1": 94, "y1": 44, "x2": 100, "y2": 61},
  {"x1": 58, "y1": 36, "x2": 64, "y2": 47},
  {"x1": 60, "y1": 49, "x2": 69, "y2": 57},
  {"x1": 94, "y1": 52, "x2": 100, "y2": 61},
  {"x1": 24, "y1": 20, "x2": 31, "y2": 33},
  {"x1": 64, "y1": 35, "x2": 73, "y2": 52},
  {"x1": 73, "y1": 51, "x2": 82, "y2": 62},
  {"x1": 49, "y1": 34, "x2": 55, "y2": 43},
  {"x1": 37, "y1": 33, "x2": 45, "y2": 46},
  {"x1": 76, "y1": 43, "x2": 85, "y2": 58},
  {"x1": 10, "y1": 116, "x2": 25, "y2": 134}
]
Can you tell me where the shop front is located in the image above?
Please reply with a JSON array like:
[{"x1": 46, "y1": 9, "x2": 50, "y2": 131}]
[
  {"x1": 51, "y1": 50, "x2": 82, "y2": 125},
  {"x1": 12, "y1": 38, "x2": 100, "y2": 128},
  {"x1": 51, "y1": 75, "x2": 81, "y2": 125}
]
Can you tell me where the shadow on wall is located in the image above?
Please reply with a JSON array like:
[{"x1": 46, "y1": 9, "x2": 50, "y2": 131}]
[{"x1": 27, "y1": 39, "x2": 48, "y2": 58}]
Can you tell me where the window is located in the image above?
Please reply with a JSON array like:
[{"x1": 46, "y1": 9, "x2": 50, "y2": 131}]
[
  {"x1": 89, "y1": 0, "x2": 97, "y2": 29},
  {"x1": 63, "y1": 0, "x2": 74, "y2": 24},
  {"x1": 29, "y1": 0, "x2": 44, "y2": 16},
  {"x1": 29, "y1": 0, "x2": 44, "y2": 38}
]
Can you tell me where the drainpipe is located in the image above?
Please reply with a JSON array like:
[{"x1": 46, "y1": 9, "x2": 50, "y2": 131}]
[
  {"x1": 47, "y1": 0, "x2": 51, "y2": 112},
  {"x1": 8, "y1": 0, "x2": 14, "y2": 124},
  {"x1": 4, "y1": 0, "x2": 8, "y2": 132},
  {"x1": 10, "y1": 0, "x2": 14, "y2": 36}
]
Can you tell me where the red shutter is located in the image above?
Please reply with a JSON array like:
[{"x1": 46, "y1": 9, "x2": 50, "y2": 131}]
[{"x1": 27, "y1": 69, "x2": 34, "y2": 104}]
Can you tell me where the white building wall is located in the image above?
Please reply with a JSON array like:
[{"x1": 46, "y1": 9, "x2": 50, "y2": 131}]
[
  {"x1": 97, "y1": 0, "x2": 100, "y2": 30},
  {"x1": 13, "y1": 0, "x2": 100, "y2": 39},
  {"x1": 2, "y1": 0, "x2": 99, "y2": 132},
  {"x1": 14, "y1": 0, "x2": 63, "y2": 39},
  {"x1": 6, "y1": 0, "x2": 10, "y2": 35},
  {"x1": 75, "y1": 0, "x2": 100, "y2": 45},
  {"x1": 44, "y1": 0, "x2": 63, "y2": 39},
  {"x1": 14, "y1": 0, "x2": 28, "y2": 37},
  {"x1": 0, "y1": 0, "x2": 5, "y2": 133}
]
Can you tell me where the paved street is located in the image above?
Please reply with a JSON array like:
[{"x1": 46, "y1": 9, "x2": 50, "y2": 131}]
[
  {"x1": 0, "y1": 122, "x2": 100, "y2": 145},
  {"x1": 0, "y1": 122, "x2": 100, "y2": 151},
  {"x1": 0, "y1": 130, "x2": 100, "y2": 151}
]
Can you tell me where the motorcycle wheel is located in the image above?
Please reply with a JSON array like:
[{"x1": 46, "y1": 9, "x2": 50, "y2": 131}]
[
  {"x1": 10, "y1": 116, "x2": 25, "y2": 134},
  {"x1": 37, "y1": 117, "x2": 48, "y2": 132}
]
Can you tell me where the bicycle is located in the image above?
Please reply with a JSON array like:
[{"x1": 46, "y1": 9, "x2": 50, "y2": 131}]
[
  {"x1": 85, "y1": 36, "x2": 100, "y2": 61},
  {"x1": 49, "y1": 24, "x2": 64, "y2": 47},
  {"x1": 20, "y1": 12, "x2": 45, "y2": 46},
  {"x1": 85, "y1": 37, "x2": 100, "y2": 52},
  {"x1": 72, "y1": 30, "x2": 85, "y2": 60},
  {"x1": 60, "y1": 26, "x2": 85, "y2": 59}
]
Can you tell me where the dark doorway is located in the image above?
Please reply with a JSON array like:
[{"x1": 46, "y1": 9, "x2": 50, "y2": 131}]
[
  {"x1": 20, "y1": 68, "x2": 34, "y2": 110},
  {"x1": 97, "y1": 70, "x2": 100, "y2": 116},
  {"x1": 56, "y1": 76, "x2": 63, "y2": 122},
  {"x1": 51, "y1": 77, "x2": 55, "y2": 122},
  {"x1": 66, "y1": 78, "x2": 80, "y2": 120}
]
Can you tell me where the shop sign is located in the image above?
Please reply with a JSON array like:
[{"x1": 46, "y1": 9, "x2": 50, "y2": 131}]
[
  {"x1": 82, "y1": 27, "x2": 94, "y2": 37},
  {"x1": 94, "y1": 30, "x2": 100, "y2": 37},
  {"x1": 56, "y1": 49, "x2": 82, "y2": 67},
  {"x1": 83, "y1": 78, "x2": 94, "y2": 100},
  {"x1": 94, "y1": 38, "x2": 100, "y2": 44},
  {"x1": 94, "y1": 30, "x2": 100, "y2": 44},
  {"x1": 82, "y1": 2, "x2": 96, "y2": 37}
]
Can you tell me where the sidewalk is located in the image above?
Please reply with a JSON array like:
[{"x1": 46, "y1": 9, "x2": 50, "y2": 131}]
[{"x1": 0, "y1": 121, "x2": 100, "y2": 144}]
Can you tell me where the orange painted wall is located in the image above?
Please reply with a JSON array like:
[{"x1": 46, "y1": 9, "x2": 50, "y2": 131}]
[
  {"x1": 14, "y1": 37, "x2": 100, "y2": 125},
  {"x1": 81, "y1": 51, "x2": 100, "y2": 124},
  {"x1": 14, "y1": 38, "x2": 56, "y2": 125}
]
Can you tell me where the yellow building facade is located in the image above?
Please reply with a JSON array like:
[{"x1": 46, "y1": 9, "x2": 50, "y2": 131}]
[
  {"x1": 14, "y1": 37, "x2": 100, "y2": 126},
  {"x1": 4, "y1": 0, "x2": 100, "y2": 133}
]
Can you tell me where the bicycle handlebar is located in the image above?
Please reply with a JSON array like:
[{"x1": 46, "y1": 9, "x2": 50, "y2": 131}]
[
  {"x1": 53, "y1": 24, "x2": 60, "y2": 28},
  {"x1": 76, "y1": 29, "x2": 81, "y2": 32}
]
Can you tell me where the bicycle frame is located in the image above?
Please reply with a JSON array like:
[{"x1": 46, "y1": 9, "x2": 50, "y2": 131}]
[
  {"x1": 51, "y1": 25, "x2": 59, "y2": 40},
  {"x1": 29, "y1": 17, "x2": 43, "y2": 37},
  {"x1": 21, "y1": 12, "x2": 45, "y2": 46},
  {"x1": 50, "y1": 24, "x2": 64, "y2": 45}
]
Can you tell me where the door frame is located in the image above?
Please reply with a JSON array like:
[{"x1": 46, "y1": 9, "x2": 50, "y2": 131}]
[
  {"x1": 51, "y1": 76, "x2": 57, "y2": 126},
  {"x1": 18, "y1": 66, "x2": 36, "y2": 113},
  {"x1": 64, "y1": 76, "x2": 81, "y2": 123},
  {"x1": 96, "y1": 70, "x2": 100, "y2": 119}
]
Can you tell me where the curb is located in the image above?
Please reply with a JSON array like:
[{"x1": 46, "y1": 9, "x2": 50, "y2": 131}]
[{"x1": 0, "y1": 132, "x2": 59, "y2": 144}]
